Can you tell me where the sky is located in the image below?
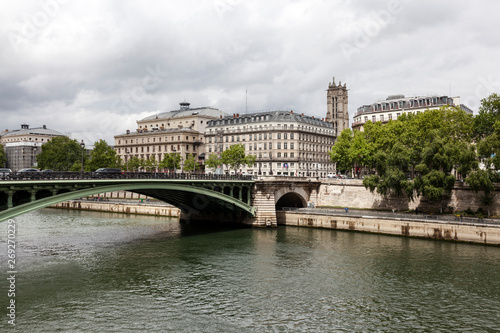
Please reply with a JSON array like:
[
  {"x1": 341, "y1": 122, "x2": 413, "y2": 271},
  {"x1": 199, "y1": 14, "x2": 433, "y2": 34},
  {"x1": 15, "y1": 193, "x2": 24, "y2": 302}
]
[{"x1": 1, "y1": 0, "x2": 499, "y2": 145}]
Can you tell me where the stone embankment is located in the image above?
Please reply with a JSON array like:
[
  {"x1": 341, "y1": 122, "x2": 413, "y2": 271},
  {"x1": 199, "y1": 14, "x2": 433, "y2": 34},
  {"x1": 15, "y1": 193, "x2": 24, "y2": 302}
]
[
  {"x1": 277, "y1": 208, "x2": 500, "y2": 246},
  {"x1": 51, "y1": 191, "x2": 180, "y2": 217}
]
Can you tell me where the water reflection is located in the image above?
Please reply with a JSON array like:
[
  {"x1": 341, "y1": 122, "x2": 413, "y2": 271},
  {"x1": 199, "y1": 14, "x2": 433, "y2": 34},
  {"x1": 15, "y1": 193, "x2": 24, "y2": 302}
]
[{"x1": 1, "y1": 209, "x2": 500, "y2": 332}]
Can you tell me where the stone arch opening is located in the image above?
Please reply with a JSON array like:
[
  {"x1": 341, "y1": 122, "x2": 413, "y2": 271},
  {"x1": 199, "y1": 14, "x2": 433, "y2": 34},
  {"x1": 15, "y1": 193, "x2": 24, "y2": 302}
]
[{"x1": 275, "y1": 192, "x2": 306, "y2": 210}]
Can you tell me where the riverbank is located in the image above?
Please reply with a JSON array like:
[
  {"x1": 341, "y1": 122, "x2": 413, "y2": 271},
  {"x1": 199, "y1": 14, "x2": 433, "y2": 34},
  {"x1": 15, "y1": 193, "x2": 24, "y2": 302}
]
[
  {"x1": 52, "y1": 200, "x2": 180, "y2": 217},
  {"x1": 277, "y1": 209, "x2": 500, "y2": 246}
]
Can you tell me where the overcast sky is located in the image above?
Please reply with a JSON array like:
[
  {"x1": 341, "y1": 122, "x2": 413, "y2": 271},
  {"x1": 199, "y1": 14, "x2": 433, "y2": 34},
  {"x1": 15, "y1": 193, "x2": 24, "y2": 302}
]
[{"x1": 1, "y1": 0, "x2": 499, "y2": 145}]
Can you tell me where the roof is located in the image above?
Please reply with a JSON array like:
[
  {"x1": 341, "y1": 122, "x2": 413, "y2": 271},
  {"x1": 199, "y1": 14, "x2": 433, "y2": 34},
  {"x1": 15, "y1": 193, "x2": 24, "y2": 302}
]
[
  {"x1": 1, "y1": 125, "x2": 64, "y2": 137},
  {"x1": 206, "y1": 110, "x2": 334, "y2": 128},
  {"x1": 139, "y1": 103, "x2": 228, "y2": 122},
  {"x1": 116, "y1": 127, "x2": 200, "y2": 137}
]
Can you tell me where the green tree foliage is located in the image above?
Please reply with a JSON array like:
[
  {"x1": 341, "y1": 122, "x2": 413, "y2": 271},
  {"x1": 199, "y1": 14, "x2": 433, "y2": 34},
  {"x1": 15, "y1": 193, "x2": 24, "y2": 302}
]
[
  {"x1": 160, "y1": 153, "x2": 181, "y2": 172},
  {"x1": 465, "y1": 169, "x2": 498, "y2": 216},
  {"x1": 474, "y1": 93, "x2": 500, "y2": 138},
  {"x1": 333, "y1": 106, "x2": 477, "y2": 206},
  {"x1": 183, "y1": 154, "x2": 197, "y2": 172},
  {"x1": 87, "y1": 139, "x2": 120, "y2": 171},
  {"x1": 220, "y1": 144, "x2": 256, "y2": 173},
  {"x1": 0, "y1": 144, "x2": 7, "y2": 167},
  {"x1": 37, "y1": 136, "x2": 84, "y2": 171},
  {"x1": 329, "y1": 129, "x2": 353, "y2": 174},
  {"x1": 127, "y1": 156, "x2": 142, "y2": 171},
  {"x1": 205, "y1": 153, "x2": 221, "y2": 169}
]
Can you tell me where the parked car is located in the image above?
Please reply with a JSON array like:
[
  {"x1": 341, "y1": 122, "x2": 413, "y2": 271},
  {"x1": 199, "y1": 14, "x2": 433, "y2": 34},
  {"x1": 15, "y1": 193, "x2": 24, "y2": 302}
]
[
  {"x1": 0, "y1": 168, "x2": 12, "y2": 179},
  {"x1": 17, "y1": 168, "x2": 40, "y2": 172},
  {"x1": 93, "y1": 168, "x2": 124, "y2": 178},
  {"x1": 95, "y1": 168, "x2": 122, "y2": 173}
]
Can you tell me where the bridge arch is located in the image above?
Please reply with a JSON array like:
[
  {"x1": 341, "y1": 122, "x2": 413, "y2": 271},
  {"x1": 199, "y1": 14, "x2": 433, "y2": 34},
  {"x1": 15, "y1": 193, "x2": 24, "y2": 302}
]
[{"x1": 274, "y1": 187, "x2": 308, "y2": 209}]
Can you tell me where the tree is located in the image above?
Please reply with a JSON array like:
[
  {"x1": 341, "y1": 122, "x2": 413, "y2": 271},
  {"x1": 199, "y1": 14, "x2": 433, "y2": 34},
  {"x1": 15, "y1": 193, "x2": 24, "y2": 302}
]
[
  {"x1": 329, "y1": 128, "x2": 353, "y2": 175},
  {"x1": 0, "y1": 144, "x2": 6, "y2": 168},
  {"x1": 160, "y1": 153, "x2": 181, "y2": 172},
  {"x1": 87, "y1": 139, "x2": 120, "y2": 171},
  {"x1": 183, "y1": 154, "x2": 197, "y2": 173},
  {"x1": 220, "y1": 144, "x2": 255, "y2": 173},
  {"x1": 466, "y1": 169, "x2": 497, "y2": 217},
  {"x1": 37, "y1": 136, "x2": 83, "y2": 171},
  {"x1": 127, "y1": 156, "x2": 142, "y2": 171},
  {"x1": 474, "y1": 93, "x2": 500, "y2": 138},
  {"x1": 205, "y1": 153, "x2": 221, "y2": 169}
]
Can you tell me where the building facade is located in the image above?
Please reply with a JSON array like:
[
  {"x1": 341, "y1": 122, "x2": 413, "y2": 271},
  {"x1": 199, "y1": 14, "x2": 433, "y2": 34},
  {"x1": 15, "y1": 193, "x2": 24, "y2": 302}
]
[
  {"x1": 114, "y1": 102, "x2": 228, "y2": 170},
  {"x1": 204, "y1": 110, "x2": 336, "y2": 177},
  {"x1": 0, "y1": 124, "x2": 65, "y2": 171},
  {"x1": 352, "y1": 94, "x2": 473, "y2": 131}
]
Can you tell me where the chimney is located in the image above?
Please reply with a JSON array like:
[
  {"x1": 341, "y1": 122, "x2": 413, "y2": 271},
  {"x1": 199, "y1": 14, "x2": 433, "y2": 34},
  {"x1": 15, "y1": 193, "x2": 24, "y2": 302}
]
[
  {"x1": 233, "y1": 114, "x2": 236, "y2": 118},
  {"x1": 290, "y1": 110, "x2": 293, "y2": 114},
  {"x1": 312, "y1": 116, "x2": 315, "y2": 119},
  {"x1": 43, "y1": 125, "x2": 47, "y2": 129},
  {"x1": 126, "y1": 130, "x2": 130, "y2": 134},
  {"x1": 301, "y1": 113, "x2": 304, "y2": 117},
  {"x1": 220, "y1": 115, "x2": 222, "y2": 119},
  {"x1": 236, "y1": 113, "x2": 239, "y2": 117}
]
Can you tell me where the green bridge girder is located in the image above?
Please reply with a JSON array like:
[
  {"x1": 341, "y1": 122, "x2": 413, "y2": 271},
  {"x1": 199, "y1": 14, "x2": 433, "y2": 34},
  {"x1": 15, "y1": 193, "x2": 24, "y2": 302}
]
[{"x1": 0, "y1": 179, "x2": 256, "y2": 222}]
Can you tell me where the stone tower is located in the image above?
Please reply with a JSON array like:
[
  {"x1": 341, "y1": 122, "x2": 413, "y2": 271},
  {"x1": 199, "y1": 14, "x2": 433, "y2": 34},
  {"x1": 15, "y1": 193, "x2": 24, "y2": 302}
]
[{"x1": 326, "y1": 76, "x2": 349, "y2": 135}]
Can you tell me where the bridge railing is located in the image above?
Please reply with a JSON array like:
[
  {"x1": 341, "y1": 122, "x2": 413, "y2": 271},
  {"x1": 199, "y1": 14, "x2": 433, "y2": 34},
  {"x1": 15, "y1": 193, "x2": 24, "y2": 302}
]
[{"x1": 0, "y1": 172, "x2": 254, "y2": 181}]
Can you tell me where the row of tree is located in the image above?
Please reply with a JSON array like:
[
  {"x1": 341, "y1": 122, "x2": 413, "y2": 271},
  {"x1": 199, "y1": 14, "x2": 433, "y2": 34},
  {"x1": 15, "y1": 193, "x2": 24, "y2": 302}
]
[
  {"x1": 32, "y1": 138, "x2": 256, "y2": 174},
  {"x1": 329, "y1": 93, "x2": 500, "y2": 215}
]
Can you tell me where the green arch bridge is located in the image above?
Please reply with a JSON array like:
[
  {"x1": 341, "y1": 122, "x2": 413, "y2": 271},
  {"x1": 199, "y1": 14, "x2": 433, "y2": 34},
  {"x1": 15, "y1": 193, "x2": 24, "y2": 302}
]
[{"x1": 0, "y1": 173, "x2": 256, "y2": 223}]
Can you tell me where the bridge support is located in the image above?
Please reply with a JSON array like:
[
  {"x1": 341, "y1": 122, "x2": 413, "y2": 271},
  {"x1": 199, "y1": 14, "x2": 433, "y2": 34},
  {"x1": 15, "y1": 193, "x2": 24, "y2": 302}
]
[{"x1": 242, "y1": 182, "x2": 278, "y2": 227}]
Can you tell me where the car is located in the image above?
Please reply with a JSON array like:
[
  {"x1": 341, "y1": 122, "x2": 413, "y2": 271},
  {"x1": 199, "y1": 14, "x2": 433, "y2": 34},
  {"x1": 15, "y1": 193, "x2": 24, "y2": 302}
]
[
  {"x1": 0, "y1": 168, "x2": 12, "y2": 179},
  {"x1": 93, "y1": 168, "x2": 124, "y2": 178},
  {"x1": 95, "y1": 168, "x2": 122, "y2": 173},
  {"x1": 17, "y1": 168, "x2": 40, "y2": 172},
  {"x1": 41, "y1": 169, "x2": 54, "y2": 172}
]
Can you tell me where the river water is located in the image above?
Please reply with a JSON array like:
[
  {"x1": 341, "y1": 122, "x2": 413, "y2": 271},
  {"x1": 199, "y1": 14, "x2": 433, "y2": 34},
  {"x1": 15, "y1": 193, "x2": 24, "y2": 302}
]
[{"x1": 1, "y1": 208, "x2": 500, "y2": 332}]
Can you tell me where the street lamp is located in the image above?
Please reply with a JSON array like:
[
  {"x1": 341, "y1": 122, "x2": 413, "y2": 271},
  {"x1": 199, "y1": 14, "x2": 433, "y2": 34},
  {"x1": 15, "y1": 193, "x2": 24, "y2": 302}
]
[
  {"x1": 125, "y1": 149, "x2": 129, "y2": 172},
  {"x1": 172, "y1": 147, "x2": 176, "y2": 174},
  {"x1": 80, "y1": 140, "x2": 85, "y2": 175},
  {"x1": 32, "y1": 144, "x2": 37, "y2": 168}
]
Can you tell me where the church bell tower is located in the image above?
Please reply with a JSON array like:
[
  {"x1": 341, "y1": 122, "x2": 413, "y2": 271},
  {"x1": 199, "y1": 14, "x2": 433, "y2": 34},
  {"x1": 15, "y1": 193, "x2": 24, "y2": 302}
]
[{"x1": 326, "y1": 76, "x2": 349, "y2": 135}]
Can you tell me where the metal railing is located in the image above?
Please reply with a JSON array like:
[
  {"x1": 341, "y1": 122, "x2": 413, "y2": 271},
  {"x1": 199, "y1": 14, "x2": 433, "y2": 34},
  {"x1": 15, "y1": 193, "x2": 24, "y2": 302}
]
[{"x1": 0, "y1": 172, "x2": 254, "y2": 181}]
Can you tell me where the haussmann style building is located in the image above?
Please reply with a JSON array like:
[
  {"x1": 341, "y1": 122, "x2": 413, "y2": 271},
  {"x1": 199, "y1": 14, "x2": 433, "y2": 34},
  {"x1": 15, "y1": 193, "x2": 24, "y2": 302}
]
[
  {"x1": 352, "y1": 94, "x2": 473, "y2": 131},
  {"x1": 114, "y1": 102, "x2": 228, "y2": 171},
  {"x1": 203, "y1": 77, "x2": 349, "y2": 177}
]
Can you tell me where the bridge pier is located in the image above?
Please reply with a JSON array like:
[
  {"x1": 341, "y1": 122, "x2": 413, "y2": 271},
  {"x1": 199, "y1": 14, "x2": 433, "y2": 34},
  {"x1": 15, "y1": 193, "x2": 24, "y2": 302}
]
[{"x1": 242, "y1": 183, "x2": 278, "y2": 227}]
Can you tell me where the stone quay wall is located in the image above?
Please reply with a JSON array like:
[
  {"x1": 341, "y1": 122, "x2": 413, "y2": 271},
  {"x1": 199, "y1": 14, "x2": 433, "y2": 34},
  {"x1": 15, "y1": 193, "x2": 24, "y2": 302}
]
[
  {"x1": 316, "y1": 179, "x2": 499, "y2": 215},
  {"x1": 52, "y1": 200, "x2": 180, "y2": 217},
  {"x1": 277, "y1": 211, "x2": 500, "y2": 246}
]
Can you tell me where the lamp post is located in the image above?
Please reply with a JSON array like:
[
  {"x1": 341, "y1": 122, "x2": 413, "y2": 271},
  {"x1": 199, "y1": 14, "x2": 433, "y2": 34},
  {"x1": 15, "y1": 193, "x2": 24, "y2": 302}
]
[
  {"x1": 80, "y1": 140, "x2": 85, "y2": 176},
  {"x1": 32, "y1": 144, "x2": 37, "y2": 168},
  {"x1": 125, "y1": 149, "x2": 129, "y2": 172},
  {"x1": 172, "y1": 147, "x2": 176, "y2": 174}
]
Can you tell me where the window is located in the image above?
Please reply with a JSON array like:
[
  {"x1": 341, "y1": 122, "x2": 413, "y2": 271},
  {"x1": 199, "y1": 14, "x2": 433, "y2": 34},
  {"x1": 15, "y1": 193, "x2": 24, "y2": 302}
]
[
  {"x1": 290, "y1": 143, "x2": 294, "y2": 149},
  {"x1": 372, "y1": 115, "x2": 376, "y2": 122},
  {"x1": 278, "y1": 133, "x2": 281, "y2": 139},
  {"x1": 284, "y1": 133, "x2": 288, "y2": 139},
  {"x1": 277, "y1": 142, "x2": 281, "y2": 149},
  {"x1": 284, "y1": 142, "x2": 288, "y2": 149},
  {"x1": 290, "y1": 133, "x2": 294, "y2": 139}
]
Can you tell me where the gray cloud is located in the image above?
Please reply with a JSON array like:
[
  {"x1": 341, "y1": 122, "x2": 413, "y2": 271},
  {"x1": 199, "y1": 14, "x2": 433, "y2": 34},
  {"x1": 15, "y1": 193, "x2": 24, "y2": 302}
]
[{"x1": 0, "y1": 0, "x2": 499, "y2": 144}]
